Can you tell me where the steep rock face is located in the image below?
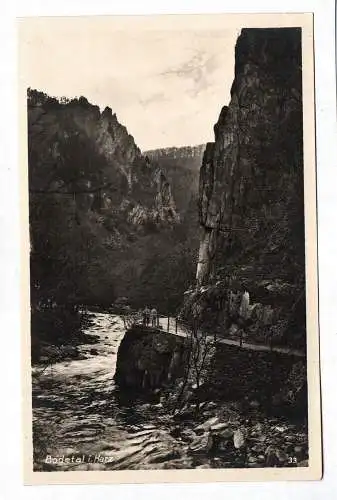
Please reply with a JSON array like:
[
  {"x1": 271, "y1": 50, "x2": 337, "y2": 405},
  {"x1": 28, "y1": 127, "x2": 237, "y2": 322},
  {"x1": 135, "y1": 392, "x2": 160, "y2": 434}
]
[
  {"x1": 28, "y1": 90, "x2": 179, "y2": 230},
  {"x1": 197, "y1": 28, "x2": 303, "y2": 284},
  {"x1": 183, "y1": 28, "x2": 306, "y2": 349}
]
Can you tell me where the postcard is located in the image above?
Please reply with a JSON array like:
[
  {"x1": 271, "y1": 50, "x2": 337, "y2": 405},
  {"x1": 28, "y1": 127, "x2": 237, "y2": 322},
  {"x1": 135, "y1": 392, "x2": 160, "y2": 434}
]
[{"x1": 18, "y1": 12, "x2": 321, "y2": 484}]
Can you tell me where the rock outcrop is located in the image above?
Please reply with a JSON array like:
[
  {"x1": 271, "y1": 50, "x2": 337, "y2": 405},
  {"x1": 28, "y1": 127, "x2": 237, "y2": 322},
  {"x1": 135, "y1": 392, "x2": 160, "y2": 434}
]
[
  {"x1": 115, "y1": 326, "x2": 188, "y2": 391},
  {"x1": 206, "y1": 342, "x2": 307, "y2": 416},
  {"x1": 183, "y1": 28, "x2": 306, "y2": 350},
  {"x1": 114, "y1": 322, "x2": 307, "y2": 417}
]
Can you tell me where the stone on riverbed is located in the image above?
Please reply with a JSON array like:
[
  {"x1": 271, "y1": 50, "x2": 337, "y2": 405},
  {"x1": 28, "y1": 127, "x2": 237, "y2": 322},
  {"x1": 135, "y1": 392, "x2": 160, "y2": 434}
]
[
  {"x1": 294, "y1": 445, "x2": 305, "y2": 461},
  {"x1": 210, "y1": 422, "x2": 229, "y2": 432},
  {"x1": 215, "y1": 428, "x2": 234, "y2": 440},
  {"x1": 148, "y1": 449, "x2": 181, "y2": 464},
  {"x1": 233, "y1": 428, "x2": 246, "y2": 449},
  {"x1": 194, "y1": 416, "x2": 219, "y2": 433},
  {"x1": 180, "y1": 429, "x2": 197, "y2": 442}
]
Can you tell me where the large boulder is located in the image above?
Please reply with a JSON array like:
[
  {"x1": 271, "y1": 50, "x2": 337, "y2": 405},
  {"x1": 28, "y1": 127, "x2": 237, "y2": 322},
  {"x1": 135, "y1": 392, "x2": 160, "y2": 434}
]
[{"x1": 114, "y1": 326, "x2": 188, "y2": 391}]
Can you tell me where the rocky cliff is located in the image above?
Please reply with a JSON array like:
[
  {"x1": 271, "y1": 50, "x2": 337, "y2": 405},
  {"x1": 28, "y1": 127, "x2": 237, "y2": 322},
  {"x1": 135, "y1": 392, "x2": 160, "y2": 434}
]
[
  {"x1": 28, "y1": 89, "x2": 189, "y2": 317},
  {"x1": 28, "y1": 90, "x2": 178, "y2": 230},
  {"x1": 182, "y1": 28, "x2": 306, "y2": 349}
]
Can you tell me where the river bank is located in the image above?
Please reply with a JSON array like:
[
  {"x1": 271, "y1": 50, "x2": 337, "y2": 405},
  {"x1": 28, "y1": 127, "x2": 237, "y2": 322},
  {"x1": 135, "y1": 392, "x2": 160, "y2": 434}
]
[{"x1": 31, "y1": 310, "x2": 102, "y2": 364}]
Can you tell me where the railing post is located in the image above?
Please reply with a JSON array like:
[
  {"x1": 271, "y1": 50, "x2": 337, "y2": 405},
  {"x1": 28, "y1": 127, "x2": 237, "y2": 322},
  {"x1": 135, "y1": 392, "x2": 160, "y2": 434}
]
[
  {"x1": 175, "y1": 318, "x2": 178, "y2": 334},
  {"x1": 240, "y1": 330, "x2": 243, "y2": 347},
  {"x1": 167, "y1": 316, "x2": 170, "y2": 332}
]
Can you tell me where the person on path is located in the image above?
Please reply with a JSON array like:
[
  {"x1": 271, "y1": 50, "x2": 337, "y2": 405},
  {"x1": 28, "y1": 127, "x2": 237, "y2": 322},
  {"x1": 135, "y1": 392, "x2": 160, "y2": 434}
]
[
  {"x1": 143, "y1": 306, "x2": 150, "y2": 326},
  {"x1": 142, "y1": 307, "x2": 146, "y2": 325},
  {"x1": 150, "y1": 307, "x2": 158, "y2": 327}
]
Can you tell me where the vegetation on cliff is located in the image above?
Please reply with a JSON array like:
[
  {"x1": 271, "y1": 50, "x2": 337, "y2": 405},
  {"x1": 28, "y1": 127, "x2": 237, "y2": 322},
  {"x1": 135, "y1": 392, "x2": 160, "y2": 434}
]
[{"x1": 28, "y1": 89, "x2": 199, "y2": 354}]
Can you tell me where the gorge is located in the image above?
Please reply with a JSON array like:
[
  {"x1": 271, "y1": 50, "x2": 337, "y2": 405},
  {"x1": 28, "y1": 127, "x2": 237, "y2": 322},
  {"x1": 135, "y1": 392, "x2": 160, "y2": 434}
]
[{"x1": 30, "y1": 26, "x2": 309, "y2": 471}]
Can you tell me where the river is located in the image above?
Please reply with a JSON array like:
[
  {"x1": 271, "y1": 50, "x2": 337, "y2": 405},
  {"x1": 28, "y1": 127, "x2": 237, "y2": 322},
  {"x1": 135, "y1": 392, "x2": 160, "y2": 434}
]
[{"x1": 32, "y1": 312, "x2": 196, "y2": 471}]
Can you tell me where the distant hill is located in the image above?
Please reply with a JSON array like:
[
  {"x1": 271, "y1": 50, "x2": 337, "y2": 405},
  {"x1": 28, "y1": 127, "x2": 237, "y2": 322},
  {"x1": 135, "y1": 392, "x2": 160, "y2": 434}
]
[
  {"x1": 144, "y1": 145, "x2": 205, "y2": 161},
  {"x1": 143, "y1": 145, "x2": 205, "y2": 215}
]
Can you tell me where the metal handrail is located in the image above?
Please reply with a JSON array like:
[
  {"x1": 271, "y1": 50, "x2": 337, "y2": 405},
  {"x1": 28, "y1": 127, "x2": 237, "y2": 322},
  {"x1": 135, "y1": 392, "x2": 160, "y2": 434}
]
[{"x1": 121, "y1": 310, "x2": 271, "y2": 352}]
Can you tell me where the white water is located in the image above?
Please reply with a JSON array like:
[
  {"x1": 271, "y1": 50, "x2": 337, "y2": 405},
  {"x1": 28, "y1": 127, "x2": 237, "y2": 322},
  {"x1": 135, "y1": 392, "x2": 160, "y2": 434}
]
[{"x1": 32, "y1": 312, "x2": 192, "y2": 471}]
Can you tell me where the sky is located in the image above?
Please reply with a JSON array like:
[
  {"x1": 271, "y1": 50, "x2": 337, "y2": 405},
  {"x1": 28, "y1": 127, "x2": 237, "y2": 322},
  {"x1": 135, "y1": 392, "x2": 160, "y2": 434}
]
[{"x1": 19, "y1": 17, "x2": 240, "y2": 150}]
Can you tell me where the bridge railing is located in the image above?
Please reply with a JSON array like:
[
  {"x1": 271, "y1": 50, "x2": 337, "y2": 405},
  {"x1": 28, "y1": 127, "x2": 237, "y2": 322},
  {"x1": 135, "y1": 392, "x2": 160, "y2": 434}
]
[
  {"x1": 120, "y1": 310, "x2": 218, "y2": 343},
  {"x1": 120, "y1": 309, "x2": 258, "y2": 350},
  {"x1": 121, "y1": 310, "x2": 188, "y2": 334},
  {"x1": 120, "y1": 311, "x2": 306, "y2": 356}
]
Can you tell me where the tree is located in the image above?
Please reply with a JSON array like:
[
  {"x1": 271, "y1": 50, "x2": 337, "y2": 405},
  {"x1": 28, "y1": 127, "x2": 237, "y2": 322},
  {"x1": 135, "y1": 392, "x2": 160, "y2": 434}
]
[{"x1": 173, "y1": 317, "x2": 217, "y2": 414}]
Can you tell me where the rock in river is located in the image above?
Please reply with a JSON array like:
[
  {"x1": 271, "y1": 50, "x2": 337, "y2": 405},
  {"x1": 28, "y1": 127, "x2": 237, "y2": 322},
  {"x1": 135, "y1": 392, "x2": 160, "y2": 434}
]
[
  {"x1": 233, "y1": 428, "x2": 246, "y2": 449},
  {"x1": 194, "y1": 417, "x2": 219, "y2": 434}
]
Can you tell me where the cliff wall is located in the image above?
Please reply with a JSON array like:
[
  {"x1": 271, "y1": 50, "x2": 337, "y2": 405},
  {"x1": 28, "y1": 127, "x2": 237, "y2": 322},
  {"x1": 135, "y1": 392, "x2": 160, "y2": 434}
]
[
  {"x1": 28, "y1": 90, "x2": 178, "y2": 229},
  {"x1": 28, "y1": 90, "x2": 193, "y2": 312},
  {"x1": 183, "y1": 28, "x2": 306, "y2": 349}
]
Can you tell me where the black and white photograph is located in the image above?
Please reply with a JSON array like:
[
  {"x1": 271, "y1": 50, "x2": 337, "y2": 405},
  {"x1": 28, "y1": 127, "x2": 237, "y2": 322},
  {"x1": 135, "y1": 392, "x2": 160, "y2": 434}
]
[{"x1": 19, "y1": 13, "x2": 321, "y2": 483}]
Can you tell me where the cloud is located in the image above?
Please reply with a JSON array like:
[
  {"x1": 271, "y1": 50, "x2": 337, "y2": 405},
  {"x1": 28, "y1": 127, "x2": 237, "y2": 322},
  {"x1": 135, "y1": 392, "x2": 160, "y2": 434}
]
[{"x1": 160, "y1": 50, "x2": 219, "y2": 97}]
